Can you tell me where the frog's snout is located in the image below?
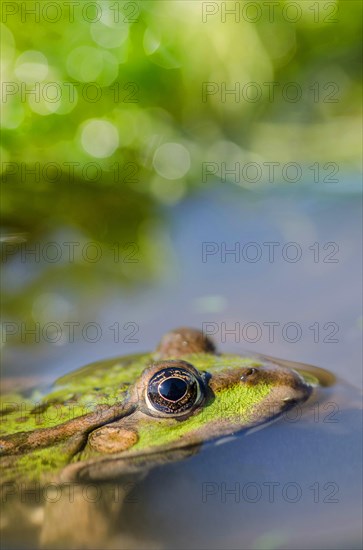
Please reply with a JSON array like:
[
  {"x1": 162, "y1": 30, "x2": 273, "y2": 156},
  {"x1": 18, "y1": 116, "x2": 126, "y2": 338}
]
[
  {"x1": 281, "y1": 383, "x2": 311, "y2": 405},
  {"x1": 277, "y1": 368, "x2": 313, "y2": 406},
  {"x1": 241, "y1": 364, "x2": 313, "y2": 411}
]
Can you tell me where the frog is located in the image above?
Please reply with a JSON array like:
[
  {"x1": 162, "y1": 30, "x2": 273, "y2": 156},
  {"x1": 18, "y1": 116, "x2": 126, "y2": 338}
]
[{"x1": 0, "y1": 327, "x2": 334, "y2": 548}]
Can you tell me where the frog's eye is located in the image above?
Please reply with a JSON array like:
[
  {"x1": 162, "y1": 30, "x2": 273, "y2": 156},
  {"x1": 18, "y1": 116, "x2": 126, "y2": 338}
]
[{"x1": 145, "y1": 364, "x2": 205, "y2": 417}]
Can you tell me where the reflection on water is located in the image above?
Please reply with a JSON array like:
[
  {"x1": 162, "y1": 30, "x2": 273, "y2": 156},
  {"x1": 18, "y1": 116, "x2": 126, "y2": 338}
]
[
  {"x1": 1, "y1": 380, "x2": 362, "y2": 550},
  {"x1": 1, "y1": 176, "x2": 165, "y2": 326},
  {"x1": 2, "y1": 183, "x2": 361, "y2": 387}
]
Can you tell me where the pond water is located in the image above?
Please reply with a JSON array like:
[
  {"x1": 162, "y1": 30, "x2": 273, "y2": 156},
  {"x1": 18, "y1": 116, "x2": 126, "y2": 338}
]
[
  {"x1": 122, "y1": 381, "x2": 362, "y2": 550},
  {"x1": 4, "y1": 181, "x2": 361, "y2": 386},
  {"x1": 1, "y1": 183, "x2": 362, "y2": 549}
]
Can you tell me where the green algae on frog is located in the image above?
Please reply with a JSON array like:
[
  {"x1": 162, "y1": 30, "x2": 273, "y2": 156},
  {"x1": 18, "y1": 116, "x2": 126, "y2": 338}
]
[{"x1": 0, "y1": 327, "x2": 327, "y2": 484}]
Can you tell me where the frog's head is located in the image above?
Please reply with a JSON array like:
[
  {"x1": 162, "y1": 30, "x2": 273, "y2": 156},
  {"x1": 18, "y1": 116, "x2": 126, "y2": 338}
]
[
  {"x1": 72, "y1": 331, "x2": 312, "y2": 481},
  {"x1": 67, "y1": 351, "x2": 311, "y2": 481}
]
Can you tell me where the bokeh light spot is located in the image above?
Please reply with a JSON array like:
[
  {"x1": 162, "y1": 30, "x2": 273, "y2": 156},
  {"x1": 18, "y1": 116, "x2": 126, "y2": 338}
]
[
  {"x1": 28, "y1": 90, "x2": 59, "y2": 116},
  {"x1": 15, "y1": 51, "x2": 49, "y2": 82},
  {"x1": 143, "y1": 28, "x2": 161, "y2": 55},
  {"x1": 90, "y1": 21, "x2": 129, "y2": 48},
  {"x1": 153, "y1": 143, "x2": 191, "y2": 179},
  {"x1": 66, "y1": 46, "x2": 104, "y2": 82},
  {"x1": 80, "y1": 119, "x2": 119, "y2": 158}
]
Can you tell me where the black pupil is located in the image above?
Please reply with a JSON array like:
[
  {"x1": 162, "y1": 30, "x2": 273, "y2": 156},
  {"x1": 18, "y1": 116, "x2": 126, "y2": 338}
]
[{"x1": 159, "y1": 377, "x2": 187, "y2": 402}]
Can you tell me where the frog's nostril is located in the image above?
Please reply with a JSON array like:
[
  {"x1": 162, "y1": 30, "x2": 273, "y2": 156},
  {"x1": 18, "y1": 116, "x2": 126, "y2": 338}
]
[{"x1": 240, "y1": 368, "x2": 256, "y2": 382}]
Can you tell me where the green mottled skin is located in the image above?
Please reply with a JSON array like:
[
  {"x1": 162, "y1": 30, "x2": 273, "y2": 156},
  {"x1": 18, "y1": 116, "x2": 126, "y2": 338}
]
[
  {"x1": 132, "y1": 380, "x2": 271, "y2": 450},
  {"x1": 1, "y1": 355, "x2": 261, "y2": 439},
  {"x1": 0, "y1": 334, "x2": 316, "y2": 484},
  {"x1": 1, "y1": 354, "x2": 149, "y2": 436}
]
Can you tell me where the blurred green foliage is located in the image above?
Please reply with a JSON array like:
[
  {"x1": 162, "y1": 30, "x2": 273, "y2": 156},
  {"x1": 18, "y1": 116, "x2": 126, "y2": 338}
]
[{"x1": 1, "y1": 1, "x2": 361, "y2": 192}]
